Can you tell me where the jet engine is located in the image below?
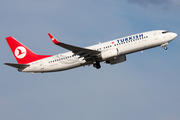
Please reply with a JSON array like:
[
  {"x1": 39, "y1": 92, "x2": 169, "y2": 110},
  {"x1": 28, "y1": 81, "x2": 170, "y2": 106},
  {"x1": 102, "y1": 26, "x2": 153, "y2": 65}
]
[
  {"x1": 101, "y1": 48, "x2": 119, "y2": 60},
  {"x1": 106, "y1": 55, "x2": 126, "y2": 65}
]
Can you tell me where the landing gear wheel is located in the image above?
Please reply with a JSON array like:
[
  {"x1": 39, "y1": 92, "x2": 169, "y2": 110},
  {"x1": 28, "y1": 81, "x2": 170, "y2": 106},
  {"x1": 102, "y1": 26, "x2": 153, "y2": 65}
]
[
  {"x1": 164, "y1": 46, "x2": 168, "y2": 50},
  {"x1": 93, "y1": 63, "x2": 96, "y2": 68},
  {"x1": 96, "y1": 62, "x2": 101, "y2": 69},
  {"x1": 93, "y1": 61, "x2": 101, "y2": 69}
]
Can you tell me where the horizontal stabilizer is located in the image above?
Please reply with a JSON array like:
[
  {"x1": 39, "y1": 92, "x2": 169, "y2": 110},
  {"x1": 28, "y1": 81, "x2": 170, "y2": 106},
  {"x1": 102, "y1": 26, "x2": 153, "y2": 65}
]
[{"x1": 4, "y1": 63, "x2": 30, "y2": 69}]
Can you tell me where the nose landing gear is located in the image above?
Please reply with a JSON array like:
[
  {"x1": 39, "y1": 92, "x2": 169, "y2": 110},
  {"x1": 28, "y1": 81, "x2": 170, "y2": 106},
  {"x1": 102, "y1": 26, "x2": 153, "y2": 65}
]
[
  {"x1": 161, "y1": 43, "x2": 169, "y2": 50},
  {"x1": 164, "y1": 46, "x2": 168, "y2": 50}
]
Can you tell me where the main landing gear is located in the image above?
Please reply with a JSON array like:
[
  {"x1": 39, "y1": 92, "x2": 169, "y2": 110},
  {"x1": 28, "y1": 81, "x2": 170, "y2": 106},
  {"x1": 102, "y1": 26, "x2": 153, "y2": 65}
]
[
  {"x1": 92, "y1": 57, "x2": 101, "y2": 69},
  {"x1": 93, "y1": 61, "x2": 101, "y2": 69}
]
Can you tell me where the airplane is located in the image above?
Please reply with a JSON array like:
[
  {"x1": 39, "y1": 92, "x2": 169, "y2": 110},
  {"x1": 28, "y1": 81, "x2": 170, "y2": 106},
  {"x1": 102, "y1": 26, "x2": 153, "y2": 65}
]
[{"x1": 4, "y1": 30, "x2": 177, "y2": 73}]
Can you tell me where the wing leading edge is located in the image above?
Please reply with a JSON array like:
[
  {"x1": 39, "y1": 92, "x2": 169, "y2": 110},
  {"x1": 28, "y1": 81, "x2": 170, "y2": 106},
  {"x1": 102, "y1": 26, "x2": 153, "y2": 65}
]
[{"x1": 48, "y1": 33, "x2": 100, "y2": 57}]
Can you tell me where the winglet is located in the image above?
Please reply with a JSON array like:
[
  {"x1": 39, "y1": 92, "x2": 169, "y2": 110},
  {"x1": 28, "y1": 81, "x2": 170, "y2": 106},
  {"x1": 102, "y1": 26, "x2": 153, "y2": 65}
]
[{"x1": 48, "y1": 33, "x2": 61, "y2": 44}]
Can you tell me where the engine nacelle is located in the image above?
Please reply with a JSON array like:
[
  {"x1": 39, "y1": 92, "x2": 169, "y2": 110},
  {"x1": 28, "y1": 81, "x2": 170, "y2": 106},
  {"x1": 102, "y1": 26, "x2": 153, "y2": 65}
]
[
  {"x1": 106, "y1": 55, "x2": 126, "y2": 65},
  {"x1": 101, "y1": 48, "x2": 119, "y2": 60}
]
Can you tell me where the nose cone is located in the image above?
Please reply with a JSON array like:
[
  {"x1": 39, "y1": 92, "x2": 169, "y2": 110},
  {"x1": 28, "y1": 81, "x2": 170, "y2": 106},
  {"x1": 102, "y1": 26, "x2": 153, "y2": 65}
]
[{"x1": 172, "y1": 32, "x2": 178, "y2": 39}]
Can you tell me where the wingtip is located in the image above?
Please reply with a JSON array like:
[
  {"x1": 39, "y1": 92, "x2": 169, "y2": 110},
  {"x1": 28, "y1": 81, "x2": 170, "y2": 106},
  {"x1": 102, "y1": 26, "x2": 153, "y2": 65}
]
[{"x1": 48, "y1": 33, "x2": 61, "y2": 44}]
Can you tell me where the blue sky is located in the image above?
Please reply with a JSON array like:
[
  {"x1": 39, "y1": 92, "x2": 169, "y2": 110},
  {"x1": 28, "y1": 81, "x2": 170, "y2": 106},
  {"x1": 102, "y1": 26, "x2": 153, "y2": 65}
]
[{"x1": 0, "y1": 0, "x2": 180, "y2": 120}]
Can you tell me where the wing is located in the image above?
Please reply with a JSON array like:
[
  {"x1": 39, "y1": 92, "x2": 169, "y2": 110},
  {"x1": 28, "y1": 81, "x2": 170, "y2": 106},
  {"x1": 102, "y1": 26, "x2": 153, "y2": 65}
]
[{"x1": 48, "y1": 33, "x2": 100, "y2": 57}]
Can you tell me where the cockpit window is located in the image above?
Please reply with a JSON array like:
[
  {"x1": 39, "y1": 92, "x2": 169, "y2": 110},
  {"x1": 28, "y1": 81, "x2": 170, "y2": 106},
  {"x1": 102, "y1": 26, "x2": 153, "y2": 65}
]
[{"x1": 162, "y1": 31, "x2": 169, "y2": 34}]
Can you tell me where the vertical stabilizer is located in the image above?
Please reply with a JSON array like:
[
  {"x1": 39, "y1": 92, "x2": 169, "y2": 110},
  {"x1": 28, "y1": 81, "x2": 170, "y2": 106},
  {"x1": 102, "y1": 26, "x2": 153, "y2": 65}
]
[{"x1": 6, "y1": 36, "x2": 52, "y2": 64}]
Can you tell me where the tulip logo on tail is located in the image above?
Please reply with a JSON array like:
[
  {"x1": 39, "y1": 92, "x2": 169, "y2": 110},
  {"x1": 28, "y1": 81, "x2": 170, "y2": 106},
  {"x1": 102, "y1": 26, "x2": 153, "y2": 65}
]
[{"x1": 14, "y1": 46, "x2": 27, "y2": 59}]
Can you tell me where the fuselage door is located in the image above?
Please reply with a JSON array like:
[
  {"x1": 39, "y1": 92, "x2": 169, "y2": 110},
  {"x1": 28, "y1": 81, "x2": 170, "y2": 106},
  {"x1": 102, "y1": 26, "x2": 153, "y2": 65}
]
[
  {"x1": 39, "y1": 61, "x2": 44, "y2": 71},
  {"x1": 154, "y1": 32, "x2": 158, "y2": 40}
]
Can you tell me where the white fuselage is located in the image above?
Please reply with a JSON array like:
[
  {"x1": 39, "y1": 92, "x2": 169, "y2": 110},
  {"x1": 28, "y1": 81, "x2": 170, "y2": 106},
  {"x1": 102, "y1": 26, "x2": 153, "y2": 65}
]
[{"x1": 21, "y1": 30, "x2": 177, "y2": 73}]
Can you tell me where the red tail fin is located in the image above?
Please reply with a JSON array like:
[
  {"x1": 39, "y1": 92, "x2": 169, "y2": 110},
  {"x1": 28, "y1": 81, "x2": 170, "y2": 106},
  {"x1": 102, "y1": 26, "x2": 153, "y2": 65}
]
[{"x1": 6, "y1": 36, "x2": 52, "y2": 64}]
